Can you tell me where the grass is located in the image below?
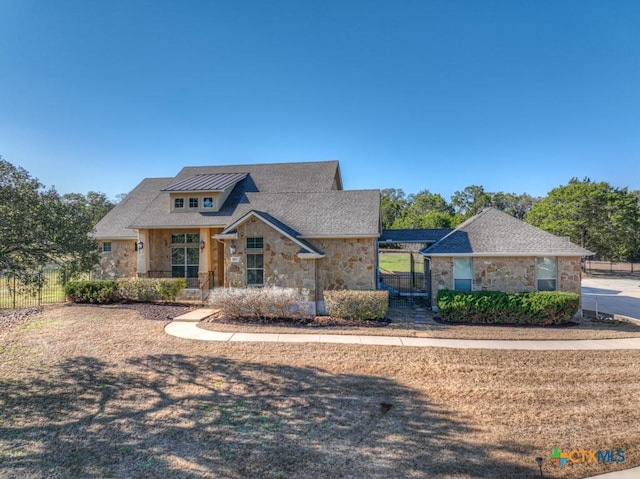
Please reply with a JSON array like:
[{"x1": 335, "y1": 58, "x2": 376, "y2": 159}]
[
  {"x1": 378, "y1": 252, "x2": 412, "y2": 272},
  {"x1": 1, "y1": 305, "x2": 639, "y2": 478}
]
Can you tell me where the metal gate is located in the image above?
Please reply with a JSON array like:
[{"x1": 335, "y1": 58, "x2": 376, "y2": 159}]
[{"x1": 379, "y1": 255, "x2": 431, "y2": 307}]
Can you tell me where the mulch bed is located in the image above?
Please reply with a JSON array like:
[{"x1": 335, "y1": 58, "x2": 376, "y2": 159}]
[
  {"x1": 204, "y1": 312, "x2": 389, "y2": 329},
  {"x1": 82, "y1": 302, "x2": 194, "y2": 321}
]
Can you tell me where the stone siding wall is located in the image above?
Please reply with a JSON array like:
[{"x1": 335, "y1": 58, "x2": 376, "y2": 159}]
[
  {"x1": 224, "y1": 219, "x2": 377, "y2": 302},
  {"x1": 430, "y1": 255, "x2": 583, "y2": 305},
  {"x1": 226, "y1": 218, "x2": 317, "y2": 299},
  {"x1": 95, "y1": 240, "x2": 137, "y2": 279},
  {"x1": 312, "y1": 238, "x2": 377, "y2": 292},
  {"x1": 558, "y1": 257, "x2": 582, "y2": 295}
]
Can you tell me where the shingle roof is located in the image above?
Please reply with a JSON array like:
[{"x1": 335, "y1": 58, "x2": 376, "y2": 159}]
[
  {"x1": 172, "y1": 160, "x2": 340, "y2": 193},
  {"x1": 229, "y1": 190, "x2": 381, "y2": 237},
  {"x1": 420, "y1": 208, "x2": 593, "y2": 257},
  {"x1": 95, "y1": 161, "x2": 379, "y2": 239},
  {"x1": 93, "y1": 177, "x2": 172, "y2": 239},
  {"x1": 220, "y1": 211, "x2": 325, "y2": 255},
  {"x1": 379, "y1": 228, "x2": 453, "y2": 243},
  {"x1": 161, "y1": 173, "x2": 247, "y2": 192}
]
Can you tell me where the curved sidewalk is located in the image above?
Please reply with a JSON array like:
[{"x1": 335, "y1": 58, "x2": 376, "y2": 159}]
[{"x1": 165, "y1": 321, "x2": 640, "y2": 351}]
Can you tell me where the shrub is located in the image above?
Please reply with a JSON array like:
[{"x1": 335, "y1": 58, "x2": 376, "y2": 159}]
[
  {"x1": 117, "y1": 277, "x2": 188, "y2": 302},
  {"x1": 64, "y1": 277, "x2": 187, "y2": 304},
  {"x1": 117, "y1": 277, "x2": 157, "y2": 302},
  {"x1": 156, "y1": 278, "x2": 188, "y2": 302},
  {"x1": 65, "y1": 280, "x2": 120, "y2": 304},
  {"x1": 436, "y1": 289, "x2": 580, "y2": 325},
  {"x1": 323, "y1": 290, "x2": 389, "y2": 321},
  {"x1": 209, "y1": 287, "x2": 311, "y2": 320}
]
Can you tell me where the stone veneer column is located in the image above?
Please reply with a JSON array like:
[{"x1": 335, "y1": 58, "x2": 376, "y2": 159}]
[
  {"x1": 198, "y1": 227, "x2": 211, "y2": 289},
  {"x1": 137, "y1": 230, "x2": 150, "y2": 277}
]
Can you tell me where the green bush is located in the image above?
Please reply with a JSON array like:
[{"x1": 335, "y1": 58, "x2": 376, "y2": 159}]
[
  {"x1": 436, "y1": 289, "x2": 580, "y2": 325},
  {"x1": 156, "y1": 278, "x2": 188, "y2": 302},
  {"x1": 209, "y1": 287, "x2": 311, "y2": 320},
  {"x1": 64, "y1": 280, "x2": 120, "y2": 304},
  {"x1": 65, "y1": 277, "x2": 187, "y2": 304},
  {"x1": 323, "y1": 290, "x2": 389, "y2": 321}
]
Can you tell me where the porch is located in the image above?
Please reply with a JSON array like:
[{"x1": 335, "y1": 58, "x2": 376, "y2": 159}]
[{"x1": 135, "y1": 227, "x2": 225, "y2": 290}]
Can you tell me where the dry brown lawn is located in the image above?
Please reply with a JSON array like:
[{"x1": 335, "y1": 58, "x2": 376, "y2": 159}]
[
  {"x1": 1, "y1": 304, "x2": 639, "y2": 479},
  {"x1": 200, "y1": 313, "x2": 640, "y2": 341}
]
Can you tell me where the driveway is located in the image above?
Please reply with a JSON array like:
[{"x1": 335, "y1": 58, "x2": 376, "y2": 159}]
[{"x1": 582, "y1": 277, "x2": 640, "y2": 320}]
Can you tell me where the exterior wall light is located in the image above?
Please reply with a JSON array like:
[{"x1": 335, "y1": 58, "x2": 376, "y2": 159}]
[
  {"x1": 229, "y1": 241, "x2": 236, "y2": 254},
  {"x1": 136, "y1": 241, "x2": 144, "y2": 251},
  {"x1": 200, "y1": 240, "x2": 206, "y2": 250}
]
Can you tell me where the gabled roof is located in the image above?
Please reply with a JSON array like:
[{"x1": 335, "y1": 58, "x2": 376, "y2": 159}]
[
  {"x1": 379, "y1": 228, "x2": 453, "y2": 243},
  {"x1": 94, "y1": 160, "x2": 379, "y2": 239},
  {"x1": 172, "y1": 160, "x2": 341, "y2": 193},
  {"x1": 420, "y1": 208, "x2": 593, "y2": 257},
  {"x1": 161, "y1": 173, "x2": 247, "y2": 192},
  {"x1": 93, "y1": 177, "x2": 172, "y2": 239},
  {"x1": 217, "y1": 210, "x2": 325, "y2": 256},
  {"x1": 229, "y1": 190, "x2": 381, "y2": 237}
]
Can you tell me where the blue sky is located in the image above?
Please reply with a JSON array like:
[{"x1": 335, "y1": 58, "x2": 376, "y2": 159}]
[{"x1": 1, "y1": 0, "x2": 639, "y2": 201}]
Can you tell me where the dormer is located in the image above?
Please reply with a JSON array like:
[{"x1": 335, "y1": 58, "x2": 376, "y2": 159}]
[{"x1": 162, "y1": 172, "x2": 247, "y2": 213}]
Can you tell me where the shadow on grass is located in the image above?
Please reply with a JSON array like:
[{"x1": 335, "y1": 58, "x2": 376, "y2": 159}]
[{"x1": 0, "y1": 354, "x2": 540, "y2": 478}]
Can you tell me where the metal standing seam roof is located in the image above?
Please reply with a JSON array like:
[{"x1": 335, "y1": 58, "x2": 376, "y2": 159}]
[{"x1": 161, "y1": 173, "x2": 248, "y2": 192}]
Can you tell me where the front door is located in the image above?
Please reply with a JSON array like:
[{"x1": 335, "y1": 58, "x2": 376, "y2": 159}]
[{"x1": 171, "y1": 247, "x2": 199, "y2": 288}]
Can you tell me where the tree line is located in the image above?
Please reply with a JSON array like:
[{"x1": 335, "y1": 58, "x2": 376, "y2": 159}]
[{"x1": 382, "y1": 180, "x2": 640, "y2": 263}]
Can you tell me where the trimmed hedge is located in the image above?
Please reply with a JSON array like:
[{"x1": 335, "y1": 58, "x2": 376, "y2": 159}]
[
  {"x1": 64, "y1": 280, "x2": 120, "y2": 304},
  {"x1": 323, "y1": 290, "x2": 389, "y2": 321},
  {"x1": 436, "y1": 289, "x2": 580, "y2": 325},
  {"x1": 209, "y1": 287, "x2": 311, "y2": 320},
  {"x1": 64, "y1": 278, "x2": 187, "y2": 303}
]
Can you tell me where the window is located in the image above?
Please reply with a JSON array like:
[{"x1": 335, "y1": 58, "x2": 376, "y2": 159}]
[
  {"x1": 246, "y1": 253, "x2": 264, "y2": 285},
  {"x1": 174, "y1": 198, "x2": 184, "y2": 209},
  {"x1": 102, "y1": 242, "x2": 112, "y2": 252},
  {"x1": 171, "y1": 233, "x2": 199, "y2": 244},
  {"x1": 537, "y1": 257, "x2": 557, "y2": 291},
  {"x1": 453, "y1": 257, "x2": 472, "y2": 291},
  {"x1": 171, "y1": 247, "x2": 199, "y2": 288},
  {"x1": 188, "y1": 197, "x2": 199, "y2": 208},
  {"x1": 246, "y1": 237, "x2": 264, "y2": 249},
  {"x1": 203, "y1": 197, "x2": 214, "y2": 208}
]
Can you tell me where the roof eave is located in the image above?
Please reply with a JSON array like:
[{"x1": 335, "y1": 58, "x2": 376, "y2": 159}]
[{"x1": 421, "y1": 251, "x2": 594, "y2": 257}]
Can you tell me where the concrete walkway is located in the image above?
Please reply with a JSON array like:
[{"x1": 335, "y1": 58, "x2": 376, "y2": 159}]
[{"x1": 165, "y1": 319, "x2": 640, "y2": 350}]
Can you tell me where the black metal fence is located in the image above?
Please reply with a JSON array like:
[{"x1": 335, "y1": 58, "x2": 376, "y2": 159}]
[
  {"x1": 146, "y1": 271, "x2": 200, "y2": 289},
  {"x1": 0, "y1": 268, "x2": 90, "y2": 310},
  {"x1": 380, "y1": 271, "x2": 430, "y2": 306}
]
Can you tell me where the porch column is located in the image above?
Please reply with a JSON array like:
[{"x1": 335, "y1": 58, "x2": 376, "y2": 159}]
[
  {"x1": 137, "y1": 229, "x2": 150, "y2": 277},
  {"x1": 199, "y1": 227, "x2": 211, "y2": 289}
]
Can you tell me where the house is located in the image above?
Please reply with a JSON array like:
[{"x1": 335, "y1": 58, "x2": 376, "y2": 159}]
[
  {"x1": 419, "y1": 207, "x2": 593, "y2": 308},
  {"x1": 93, "y1": 160, "x2": 381, "y2": 313}
]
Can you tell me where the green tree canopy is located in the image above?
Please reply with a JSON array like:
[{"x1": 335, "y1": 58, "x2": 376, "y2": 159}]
[
  {"x1": 527, "y1": 178, "x2": 640, "y2": 262},
  {"x1": 62, "y1": 191, "x2": 115, "y2": 226},
  {"x1": 0, "y1": 158, "x2": 101, "y2": 280}
]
